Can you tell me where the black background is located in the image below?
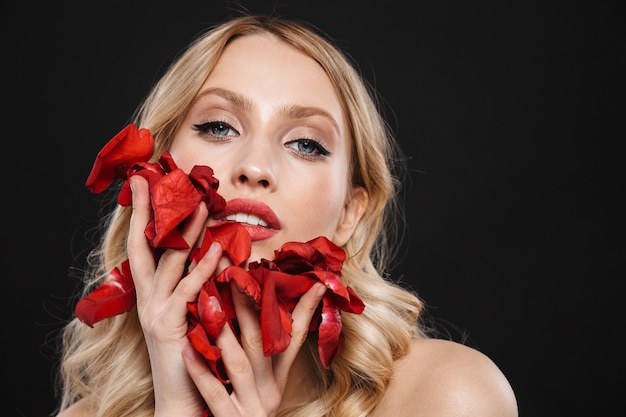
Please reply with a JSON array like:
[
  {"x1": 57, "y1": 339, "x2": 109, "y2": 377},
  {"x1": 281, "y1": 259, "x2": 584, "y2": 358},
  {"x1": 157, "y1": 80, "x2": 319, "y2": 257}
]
[{"x1": 4, "y1": 1, "x2": 624, "y2": 416}]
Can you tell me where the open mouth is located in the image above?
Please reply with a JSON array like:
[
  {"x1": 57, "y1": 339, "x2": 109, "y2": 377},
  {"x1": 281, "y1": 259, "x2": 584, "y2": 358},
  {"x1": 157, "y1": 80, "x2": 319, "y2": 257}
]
[
  {"x1": 223, "y1": 212, "x2": 269, "y2": 227},
  {"x1": 213, "y1": 198, "x2": 281, "y2": 241}
]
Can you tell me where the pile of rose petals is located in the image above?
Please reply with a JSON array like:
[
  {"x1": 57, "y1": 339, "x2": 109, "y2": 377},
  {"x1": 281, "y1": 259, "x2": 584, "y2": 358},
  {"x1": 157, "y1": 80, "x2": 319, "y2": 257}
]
[{"x1": 74, "y1": 124, "x2": 365, "y2": 380}]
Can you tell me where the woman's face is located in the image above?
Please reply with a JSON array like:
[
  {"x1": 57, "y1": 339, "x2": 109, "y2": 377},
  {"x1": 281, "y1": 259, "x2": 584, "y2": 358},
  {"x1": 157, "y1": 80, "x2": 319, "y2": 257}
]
[{"x1": 170, "y1": 33, "x2": 366, "y2": 264}]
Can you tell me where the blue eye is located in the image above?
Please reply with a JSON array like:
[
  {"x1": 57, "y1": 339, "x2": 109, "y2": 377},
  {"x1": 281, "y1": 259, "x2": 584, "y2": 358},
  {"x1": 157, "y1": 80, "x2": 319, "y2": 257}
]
[
  {"x1": 285, "y1": 138, "x2": 331, "y2": 160},
  {"x1": 193, "y1": 121, "x2": 238, "y2": 138}
]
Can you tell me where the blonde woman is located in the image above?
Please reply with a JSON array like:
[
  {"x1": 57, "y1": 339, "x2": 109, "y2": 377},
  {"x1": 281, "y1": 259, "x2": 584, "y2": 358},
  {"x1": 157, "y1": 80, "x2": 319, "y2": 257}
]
[{"x1": 56, "y1": 14, "x2": 517, "y2": 417}]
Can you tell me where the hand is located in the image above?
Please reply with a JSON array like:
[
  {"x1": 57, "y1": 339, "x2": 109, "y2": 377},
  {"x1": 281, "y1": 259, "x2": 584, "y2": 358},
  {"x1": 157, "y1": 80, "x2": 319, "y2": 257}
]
[
  {"x1": 127, "y1": 174, "x2": 223, "y2": 417},
  {"x1": 182, "y1": 272, "x2": 327, "y2": 417}
]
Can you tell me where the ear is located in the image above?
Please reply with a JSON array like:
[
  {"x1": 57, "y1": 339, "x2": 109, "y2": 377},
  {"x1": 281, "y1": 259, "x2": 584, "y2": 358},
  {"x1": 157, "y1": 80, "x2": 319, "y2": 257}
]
[{"x1": 333, "y1": 186, "x2": 368, "y2": 247}]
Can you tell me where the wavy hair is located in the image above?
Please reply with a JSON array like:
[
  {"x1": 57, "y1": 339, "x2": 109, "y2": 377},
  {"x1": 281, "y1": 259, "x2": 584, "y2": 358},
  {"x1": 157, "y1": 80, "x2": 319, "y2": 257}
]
[{"x1": 56, "y1": 14, "x2": 424, "y2": 417}]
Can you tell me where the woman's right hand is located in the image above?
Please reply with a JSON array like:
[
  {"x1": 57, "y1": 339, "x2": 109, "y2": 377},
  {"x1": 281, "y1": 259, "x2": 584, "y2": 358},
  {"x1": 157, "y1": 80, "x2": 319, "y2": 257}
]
[{"x1": 127, "y1": 174, "x2": 224, "y2": 417}]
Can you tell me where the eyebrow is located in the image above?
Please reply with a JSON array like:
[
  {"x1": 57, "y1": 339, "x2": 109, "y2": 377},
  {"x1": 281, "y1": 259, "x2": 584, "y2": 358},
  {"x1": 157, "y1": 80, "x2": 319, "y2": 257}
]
[{"x1": 193, "y1": 87, "x2": 341, "y2": 134}]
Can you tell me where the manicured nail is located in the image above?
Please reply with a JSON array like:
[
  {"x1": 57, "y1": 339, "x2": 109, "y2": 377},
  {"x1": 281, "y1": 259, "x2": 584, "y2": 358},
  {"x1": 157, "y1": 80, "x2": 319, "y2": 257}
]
[
  {"x1": 316, "y1": 283, "x2": 328, "y2": 297},
  {"x1": 208, "y1": 241, "x2": 221, "y2": 257},
  {"x1": 209, "y1": 296, "x2": 222, "y2": 312}
]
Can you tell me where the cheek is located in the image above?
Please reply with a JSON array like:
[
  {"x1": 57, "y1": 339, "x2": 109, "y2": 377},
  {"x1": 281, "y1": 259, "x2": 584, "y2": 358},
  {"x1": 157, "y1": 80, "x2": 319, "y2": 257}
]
[
  {"x1": 286, "y1": 173, "x2": 347, "y2": 234},
  {"x1": 169, "y1": 137, "x2": 197, "y2": 173},
  {"x1": 169, "y1": 135, "x2": 221, "y2": 175}
]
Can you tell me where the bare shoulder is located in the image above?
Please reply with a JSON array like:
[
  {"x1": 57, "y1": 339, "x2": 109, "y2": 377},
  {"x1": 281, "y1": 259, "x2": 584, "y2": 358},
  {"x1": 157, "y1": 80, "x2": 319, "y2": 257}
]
[
  {"x1": 372, "y1": 338, "x2": 518, "y2": 417},
  {"x1": 55, "y1": 398, "x2": 93, "y2": 417}
]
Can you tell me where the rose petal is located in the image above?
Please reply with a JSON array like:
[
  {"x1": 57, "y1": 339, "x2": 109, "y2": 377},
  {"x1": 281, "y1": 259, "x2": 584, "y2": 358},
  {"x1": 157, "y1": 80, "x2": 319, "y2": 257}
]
[
  {"x1": 187, "y1": 323, "x2": 221, "y2": 361},
  {"x1": 317, "y1": 296, "x2": 344, "y2": 368},
  {"x1": 149, "y1": 169, "x2": 203, "y2": 248},
  {"x1": 74, "y1": 259, "x2": 136, "y2": 327},
  {"x1": 117, "y1": 161, "x2": 167, "y2": 206},
  {"x1": 220, "y1": 266, "x2": 260, "y2": 302},
  {"x1": 191, "y1": 223, "x2": 251, "y2": 269},
  {"x1": 85, "y1": 124, "x2": 154, "y2": 194},
  {"x1": 258, "y1": 272, "x2": 293, "y2": 356},
  {"x1": 186, "y1": 323, "x2": 229, "y2": 384},
  {"x1": 189, "y1": 165, "x2": 226, "y2": 213},
  {"x1": 274, "y1": 236, "x2": 345, "y2": 274}
]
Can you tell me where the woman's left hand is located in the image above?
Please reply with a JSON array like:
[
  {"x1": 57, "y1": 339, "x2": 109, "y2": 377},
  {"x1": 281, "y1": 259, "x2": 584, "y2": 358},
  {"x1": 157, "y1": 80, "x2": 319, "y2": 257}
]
[{"x1": 182, "y1": 279, "x2": 327, "y2": 417}]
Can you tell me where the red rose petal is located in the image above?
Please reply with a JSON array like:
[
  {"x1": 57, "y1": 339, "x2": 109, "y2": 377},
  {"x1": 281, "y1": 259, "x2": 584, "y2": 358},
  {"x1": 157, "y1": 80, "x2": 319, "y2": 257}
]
[
  {"x1": 74, "y1": 259, "x2": 136, "y2": 327},
  {"x1": 217, "y1": 266, "x2": 261, "y2": 305},
  {"x1": 187, "y1": 323, "x2": 229, "y2": 384},
  {"x1": 317, "y1": 297, "x2": 343, "y2": 368},
  {"x1": 85, "y1": 124, "x2": 154, "y2": 194},
  {"x1": 258, "y1": 273, "x2": 292, "y2": 356},
  {"x1": 150, "y1": 169, "x2": 203, "y2": 248}
]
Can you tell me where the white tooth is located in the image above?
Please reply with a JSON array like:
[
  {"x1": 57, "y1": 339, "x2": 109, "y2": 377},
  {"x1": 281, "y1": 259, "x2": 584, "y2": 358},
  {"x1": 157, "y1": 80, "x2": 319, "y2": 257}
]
[
  {"x1": 225, "y1": 212, "x2": 268, "y2": 227},
  {"x1": 247, "y1": 214, "x2": 268, "y2": 227}
]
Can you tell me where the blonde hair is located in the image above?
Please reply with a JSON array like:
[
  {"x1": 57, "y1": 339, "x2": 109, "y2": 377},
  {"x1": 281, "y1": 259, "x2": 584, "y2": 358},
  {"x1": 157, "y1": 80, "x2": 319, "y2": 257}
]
[{"x1": 56, "y1": 14, "x2": 424, "y2": 417}]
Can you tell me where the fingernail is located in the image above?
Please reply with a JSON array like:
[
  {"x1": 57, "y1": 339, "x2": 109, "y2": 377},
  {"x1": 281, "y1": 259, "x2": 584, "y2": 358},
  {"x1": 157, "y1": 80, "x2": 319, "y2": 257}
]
[
  {"x1": 209, "y1": 296, "x2": 222, "y2": 312},
  {"x1": 316, "y1": 283, "x2": 327, "y2": 297},
  {"x1": 182, "y1": 344, "x2": 200, "y2": 361},
  {"x1": 208, "y1": 241, "x2": 221, "y2": 257},
  {"x1": 129, "y1": 176, "x2": 136, "y2": 193}
]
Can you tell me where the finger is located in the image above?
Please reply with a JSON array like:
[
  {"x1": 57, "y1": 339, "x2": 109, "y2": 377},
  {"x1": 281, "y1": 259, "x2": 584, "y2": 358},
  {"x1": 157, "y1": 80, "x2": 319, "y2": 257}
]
[
  {"x1": 221, "y1": 282, "x2": 280, "y2": 398},
  {"x1": 213, "y1": 312, "x2": 267, "y2": 415},
  {"x1": 273, "y1": 283, "x2": 327, "y2": 387},
  {"x1": 216, "y1": 288, "x2": 260, "y2": 382},
  {"x1": 150, "y1": 201, "x2": 209, "y2": 300},
  {"x1": 166, "y1": 241, "x2": 223, "y2": 322},
  {"x1": 230, "y1": 282, "x2": 267, "y2": 366},
  {"x1": 127, "y1": 175, "x2": 157, "y2": 306},
  {"x1": 182, "y1": 343, "x2": 238, "y2": 417}
]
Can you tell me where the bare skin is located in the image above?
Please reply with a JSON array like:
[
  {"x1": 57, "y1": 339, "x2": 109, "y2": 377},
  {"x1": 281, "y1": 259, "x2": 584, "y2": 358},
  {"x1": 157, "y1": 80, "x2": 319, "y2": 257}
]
[{"x1": 370, "y1": 338, "x2": 518, "y2": 416}]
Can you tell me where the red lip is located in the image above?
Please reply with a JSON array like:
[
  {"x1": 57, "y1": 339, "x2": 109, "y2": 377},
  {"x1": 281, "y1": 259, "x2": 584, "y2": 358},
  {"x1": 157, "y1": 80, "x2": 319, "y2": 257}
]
[{"x1": 212, "y1": 198, "x2": 281, "y2": 241}]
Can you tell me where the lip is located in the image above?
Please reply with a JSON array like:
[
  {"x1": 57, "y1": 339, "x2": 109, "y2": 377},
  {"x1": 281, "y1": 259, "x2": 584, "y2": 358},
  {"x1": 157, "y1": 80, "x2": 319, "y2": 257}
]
[{"x1": 212, "y1": 198, "x2": 281, "y2": 241}]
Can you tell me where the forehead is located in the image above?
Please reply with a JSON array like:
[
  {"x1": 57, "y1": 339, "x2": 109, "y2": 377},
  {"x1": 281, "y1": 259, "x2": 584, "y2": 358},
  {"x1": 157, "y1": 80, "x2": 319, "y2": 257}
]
[{"x1": 202, "y1": 33, "x2": 346, "y2": 130}]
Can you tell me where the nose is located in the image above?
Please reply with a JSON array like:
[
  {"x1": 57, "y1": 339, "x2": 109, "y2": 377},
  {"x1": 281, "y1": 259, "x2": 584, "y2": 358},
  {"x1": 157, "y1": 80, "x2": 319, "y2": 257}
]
[{"x1": 230, "y1": 141, "x2": 277, "y2": 191}]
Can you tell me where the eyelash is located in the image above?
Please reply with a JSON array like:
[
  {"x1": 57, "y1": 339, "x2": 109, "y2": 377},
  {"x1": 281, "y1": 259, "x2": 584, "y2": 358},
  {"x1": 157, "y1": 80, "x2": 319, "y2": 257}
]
[
  {"x1": 285, "y1": 138, "x2": 330, "y2": 160},
  {"x1": 193, "y1": 121, "x2": 237, "y2": 140},
  {"x1": 192, "y1": 120, "x2": 331, "y2": 160}
]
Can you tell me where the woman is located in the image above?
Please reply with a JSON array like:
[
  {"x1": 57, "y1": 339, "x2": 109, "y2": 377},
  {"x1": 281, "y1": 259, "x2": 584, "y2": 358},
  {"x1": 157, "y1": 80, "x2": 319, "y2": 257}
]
[{"x1": 55, "y1": 14, "x2": 518, "y2": 417}]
